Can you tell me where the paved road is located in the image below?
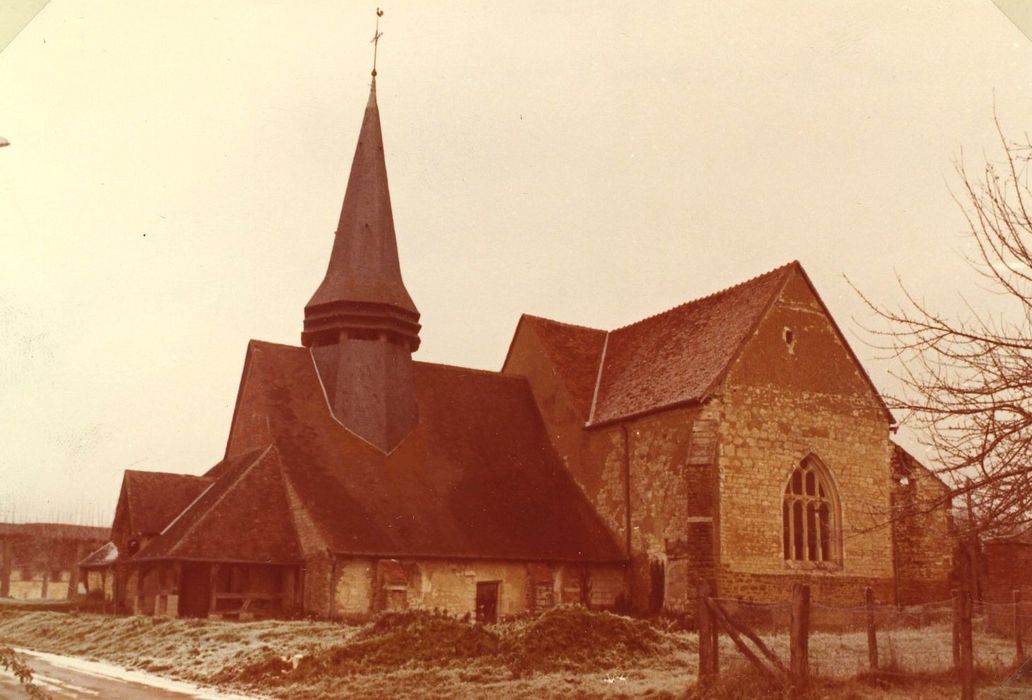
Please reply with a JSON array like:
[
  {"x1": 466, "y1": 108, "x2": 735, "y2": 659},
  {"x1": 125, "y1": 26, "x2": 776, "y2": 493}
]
[{"x1": 0, "y1": 650, "x2": 257, "y2": 699}]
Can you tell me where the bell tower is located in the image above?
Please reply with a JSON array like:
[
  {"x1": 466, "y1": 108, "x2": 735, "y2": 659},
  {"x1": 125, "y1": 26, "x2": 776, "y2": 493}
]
[{"x1": 302, "y1": 76, "x2": 420, "y2": 452}]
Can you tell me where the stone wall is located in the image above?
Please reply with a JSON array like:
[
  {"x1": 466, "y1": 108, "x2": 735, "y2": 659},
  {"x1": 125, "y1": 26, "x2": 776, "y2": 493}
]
[
  {"x1": 501, "y1": 322, "x2": 628, "y2": 545},
  {"x1": 504, "y1": 268, "x2": 911, "y2": 612},
  {"x1": 330, "y1": 557, "x2": 624, "y2": 618},
  {"x1": 502, "y1": 321, "x2": 717, "y2": 614},
  {"x1": 890, "y1": 449, "x2": 955, "y2": 604},
  {"x1": 983, "y1": 540, "x2": 1032, "y2": 636},
  {"x1": 715, "y1": 270, "x2": 896, "y2": 604},
  {"x1": 615, "y1": 406, "x2": 721, "y2": 613},
  {"x1": 333, "y1": 558, "x2": 374, "y2": 616}
]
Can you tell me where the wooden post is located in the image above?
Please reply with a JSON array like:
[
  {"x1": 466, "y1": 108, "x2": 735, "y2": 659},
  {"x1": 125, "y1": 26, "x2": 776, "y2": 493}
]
[
  {"x1": 67, "y1": 542, "x2": 84, "y2": 600},
  {"x1": 1015, "y1": 590, "x2": 1025, "y2": 665},
  {"x1": 209, "y1": 563, "x2": 219, "y2": 617},
  {"x1": 954, "y1": 588, "x2": 974, "y2": 700},
  {"x1": 790, "y1": 583, "x2": 810, "y2": 697},
  {"x1": 0, "y1": 537, "x2": 10, "y2": 598},
  {"x1": 865, "y1": 587, "x2": 878, "y2": 671},
  {"x1": 953, "y1": 586, "x2": 961, "y2": 669},
  {"x1": 697, "y1": 580, "x2": 718, "y2": 683}
]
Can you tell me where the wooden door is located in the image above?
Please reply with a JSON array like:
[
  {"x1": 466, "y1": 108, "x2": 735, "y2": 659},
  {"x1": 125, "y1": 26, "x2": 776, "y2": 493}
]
[{"x1": 476, "y1": 581, "x2": 500, "y2": 623}]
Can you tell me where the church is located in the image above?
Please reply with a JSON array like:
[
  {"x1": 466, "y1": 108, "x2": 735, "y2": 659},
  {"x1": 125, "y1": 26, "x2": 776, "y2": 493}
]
[{"x1": 83, "y1": 70, "x2": 954, "y2": 621}]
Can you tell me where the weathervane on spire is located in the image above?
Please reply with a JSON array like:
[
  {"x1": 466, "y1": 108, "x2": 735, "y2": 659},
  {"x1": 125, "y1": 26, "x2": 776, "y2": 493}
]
[{"x1": 371, "y1": 8, "x2": 384, "y2": 78}]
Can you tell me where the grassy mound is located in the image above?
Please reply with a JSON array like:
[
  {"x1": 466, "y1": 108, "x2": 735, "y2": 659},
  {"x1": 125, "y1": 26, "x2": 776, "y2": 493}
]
[{"x1": 502, "y1": 605, "x2": 668, "y2": 674}]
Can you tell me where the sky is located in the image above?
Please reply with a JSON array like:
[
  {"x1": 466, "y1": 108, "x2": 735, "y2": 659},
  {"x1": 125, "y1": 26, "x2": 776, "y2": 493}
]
[{"x1": 1, "y1": 1, "x2": 1030, "y2": 524}]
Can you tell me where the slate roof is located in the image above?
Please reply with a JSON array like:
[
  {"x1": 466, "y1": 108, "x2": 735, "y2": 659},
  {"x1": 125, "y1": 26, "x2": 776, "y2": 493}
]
[
  {"x1": 122, "y1": 470, "x2": 213, "y2": 536},
  {"x1": 517, "y1": 263, "x2": 795, "y2": 425},
  {"x1": 305, "y1": 79, "x2": 417, "y2": 317},
  {"x1": 79, "y1": 541, "x2": 118, "y2": 568},
  {"x1": 135, "y1": 341, "x2": 624, "y2": 565}
]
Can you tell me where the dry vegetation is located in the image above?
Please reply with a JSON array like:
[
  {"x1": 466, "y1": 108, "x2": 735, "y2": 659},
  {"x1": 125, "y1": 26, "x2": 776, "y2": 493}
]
[{"x1": 0, "y1": 607, "x2": 1026, "y2": 699}]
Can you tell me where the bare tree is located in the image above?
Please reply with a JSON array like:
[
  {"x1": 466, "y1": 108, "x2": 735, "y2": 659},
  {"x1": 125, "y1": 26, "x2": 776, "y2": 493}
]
[{"x1": 857, "y1": 117, "x2": 1032, "y2": 538}]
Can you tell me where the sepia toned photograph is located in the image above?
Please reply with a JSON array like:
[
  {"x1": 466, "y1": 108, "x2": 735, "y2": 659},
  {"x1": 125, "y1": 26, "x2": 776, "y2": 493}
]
[{"x1": 1, "y1": 2, "x2": 1030, "y2": 698}]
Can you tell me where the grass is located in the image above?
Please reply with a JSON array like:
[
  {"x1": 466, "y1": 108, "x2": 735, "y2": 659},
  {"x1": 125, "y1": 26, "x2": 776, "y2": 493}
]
[{"x1": 0, "y1": 606, "x2": 1026, "y2": 698}]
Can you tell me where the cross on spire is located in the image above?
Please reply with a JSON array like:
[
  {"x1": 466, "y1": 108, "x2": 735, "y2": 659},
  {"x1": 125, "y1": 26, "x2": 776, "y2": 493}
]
[{"x1": 371, "y1": 8, "x2": 384, "y2": 77}]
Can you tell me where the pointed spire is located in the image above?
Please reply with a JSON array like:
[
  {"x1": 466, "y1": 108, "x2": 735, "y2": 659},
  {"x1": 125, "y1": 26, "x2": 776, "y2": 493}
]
[
  {"x1": 302, "y1": 78, "x2": 421, "y2": 350},
  {"x1": 301, "y1": 70, "x2": 421, "y2": 453},
  {"x1": 306, "y1": 79, "x2": 418, "y2": 313}
]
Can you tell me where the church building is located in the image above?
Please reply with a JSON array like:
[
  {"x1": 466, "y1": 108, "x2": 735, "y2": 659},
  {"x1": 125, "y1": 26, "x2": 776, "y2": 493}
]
[{"x1": 83, "y1": 70, "x2": 954, "y2": 621}]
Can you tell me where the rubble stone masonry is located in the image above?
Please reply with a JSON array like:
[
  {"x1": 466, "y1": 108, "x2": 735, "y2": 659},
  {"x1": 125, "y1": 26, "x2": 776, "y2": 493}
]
[
  {"x1": 330, "y1": 558, "x2": 623, "y2": 618},
  {"x1": 890, "y1": 450, "x2": 954, "y2": 604},
  {"x1": 715, "y1": 272, "x2": 895, "y2": 604}
]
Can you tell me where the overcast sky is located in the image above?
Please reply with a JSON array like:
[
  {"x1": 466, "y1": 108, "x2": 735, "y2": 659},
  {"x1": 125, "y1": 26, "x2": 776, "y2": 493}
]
[{"x1": 1, "y1": 1, "x2": 1030, "y2": 524}]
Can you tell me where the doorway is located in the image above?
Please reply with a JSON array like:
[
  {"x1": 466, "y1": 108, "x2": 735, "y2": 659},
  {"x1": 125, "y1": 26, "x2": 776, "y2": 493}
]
[
  {"x1": 475, "y1": 581, "x2": 500, "y2": 623},
  {"x1": 178, "y1": 563, "x2": 211, "y2": 618}
]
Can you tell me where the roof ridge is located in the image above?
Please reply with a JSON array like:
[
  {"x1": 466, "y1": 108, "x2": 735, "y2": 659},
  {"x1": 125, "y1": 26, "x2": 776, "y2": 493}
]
[
  {"x1": 248, "y1": 338, "x2": 304, "y2": 351},
  {"x1": 522, "y1": 314, "x2": 605, "y2": 334},
  {"x1": 414, "y1": 360, "x2": 524, "y2": 380},
  {"x1": 609, "y1": 261, "x2": 798, "y2": 333},
  {"x1": 124, "y1": 469, "x2": 211, "y2": 480},
  {"x1": 141, "y1": 446, "x2": 273, "y2": 559},
  {"x1": 0, "y1": 522, "x2": 108, "y2": 531}
]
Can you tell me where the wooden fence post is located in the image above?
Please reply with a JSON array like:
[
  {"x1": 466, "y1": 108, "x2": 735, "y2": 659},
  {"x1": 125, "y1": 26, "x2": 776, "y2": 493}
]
[
  {"x1": 697, "y1": 579, "x2": 718, "y2": 683},
  {"x1": 952, "y1": 588, "x2": 960, "y2": 670},
  {"x1": 790, "y1": 583, "x2": 810, "y2": 697},
  {"x1": 954, "y1": 588, "x2": 974, "y2": 700},
  {"x1": 865, "y1": 587, "x2": 878, "y2": 671},
  {"x1": 1015, "y1": 590, "x2": 1025, "y2": 665}
]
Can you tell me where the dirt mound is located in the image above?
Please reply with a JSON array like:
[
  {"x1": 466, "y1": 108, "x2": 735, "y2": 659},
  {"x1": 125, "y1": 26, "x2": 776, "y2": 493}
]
[
  {"x1": 331, "y1": 610, "x2": 501, "y2": 667},
  {"x1": 502, "y1": 605, "x2": 667, "y2": 674},
  {"x1": 224, "y1": 610, "x2": 499, "y2": 684},
  {"x1": 220, "y1": 606, "x2": 678, "y2": 686}
]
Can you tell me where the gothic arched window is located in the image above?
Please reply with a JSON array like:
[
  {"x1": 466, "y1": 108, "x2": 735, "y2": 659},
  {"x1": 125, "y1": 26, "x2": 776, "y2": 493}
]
[{"x1": 783, "y1": 456, "x2": 840, "y2": 564}]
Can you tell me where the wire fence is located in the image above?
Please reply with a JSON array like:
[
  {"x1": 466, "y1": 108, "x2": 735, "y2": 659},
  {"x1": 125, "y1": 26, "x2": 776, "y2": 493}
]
[{"x1": 704, "y1": 590, "x2": 1032, "y2": 695}]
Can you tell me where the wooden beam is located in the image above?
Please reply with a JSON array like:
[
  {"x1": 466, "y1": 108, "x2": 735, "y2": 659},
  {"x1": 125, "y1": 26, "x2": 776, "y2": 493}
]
[{"x1": 707, "y1": 598, "x2": 785, "y2": 684}]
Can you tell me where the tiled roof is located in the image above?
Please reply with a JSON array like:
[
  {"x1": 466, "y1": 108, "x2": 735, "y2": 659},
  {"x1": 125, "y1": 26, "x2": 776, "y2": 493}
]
[
  {"x1": 79, "y1": 541, "x2": 118, "y2": 568},
  {"x1": 134, "y1": 447, "x2": 303, "y2": 563},
  {"x1": 0, "y1": 523, "x2": 109, "y2": 541},
  {"x1": 519, "y1": 263, "x2": 795, "y2": 425},
  {"x1": 590, "y1": 264, "x2": 794, "y2": 424},
  {"x1": 149, "y1": 340, "x2": 624, "y2": 565},
  {"x1": 519, "y1": 317, "x2": 607, "y2": 416},
  {"x1": 122, "y1": 470, "x2": 213, "y2": 536}
]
